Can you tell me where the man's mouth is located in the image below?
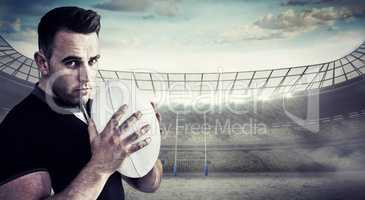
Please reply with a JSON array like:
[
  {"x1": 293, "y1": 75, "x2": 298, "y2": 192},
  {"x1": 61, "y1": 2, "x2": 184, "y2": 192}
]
[
  {"x1": 75, "y1": 88, "x2": 92, "y2": 96},
  {"x1": 75, "y1": 86, "x2": 92, "y2": 91}
]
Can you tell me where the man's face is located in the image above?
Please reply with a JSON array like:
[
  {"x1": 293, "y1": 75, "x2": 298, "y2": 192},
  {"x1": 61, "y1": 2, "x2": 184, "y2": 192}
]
[{"x1": 47, "y1": 30, "x2": 100, "y2": 105}]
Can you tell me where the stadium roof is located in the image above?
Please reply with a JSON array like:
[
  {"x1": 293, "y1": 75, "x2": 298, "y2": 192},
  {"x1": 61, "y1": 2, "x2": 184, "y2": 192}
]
[{"x1": 0, "y1": 35, "x2": 364, "y2": 98}]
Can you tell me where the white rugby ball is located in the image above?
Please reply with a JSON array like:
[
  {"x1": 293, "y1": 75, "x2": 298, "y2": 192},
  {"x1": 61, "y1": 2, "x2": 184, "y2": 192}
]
[{"x1": 91, "y1": 80, "x2": 160, "y2": 178}]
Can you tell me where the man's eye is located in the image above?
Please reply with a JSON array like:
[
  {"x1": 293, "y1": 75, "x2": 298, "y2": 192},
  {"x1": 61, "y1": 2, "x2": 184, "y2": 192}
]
[
  {"x1": 89, "y1": 58, "x2": 98, "y2": 66},
  {"x1": 66, "y1": 61, "x2": 81, "y2": 68}
]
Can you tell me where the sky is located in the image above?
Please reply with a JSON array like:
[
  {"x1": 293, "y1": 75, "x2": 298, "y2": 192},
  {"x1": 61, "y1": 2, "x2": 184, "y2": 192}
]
[{"x1": 0, "y1": 0, "x2": 364, "y2": 73}]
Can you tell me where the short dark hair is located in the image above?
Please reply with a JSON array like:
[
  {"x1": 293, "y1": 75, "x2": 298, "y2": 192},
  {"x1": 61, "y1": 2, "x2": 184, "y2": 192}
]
[{"x1": 38, "y1": 6, "x2": 101, "y2": 59}]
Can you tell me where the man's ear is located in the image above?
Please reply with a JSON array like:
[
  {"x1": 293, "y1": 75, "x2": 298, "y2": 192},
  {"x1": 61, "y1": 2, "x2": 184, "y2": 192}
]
[{"x1": 34, "y1": 51, "x2": 50, "y2": 77}]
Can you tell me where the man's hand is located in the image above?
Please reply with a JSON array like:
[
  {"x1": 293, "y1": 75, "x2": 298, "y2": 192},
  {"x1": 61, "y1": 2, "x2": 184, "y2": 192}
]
[
  {"x1": 87, "y1": 104, "x2": 151, "y2": 176},
  {"x1": 121, "y1": 102, "x2": 163, "y2": 193}
]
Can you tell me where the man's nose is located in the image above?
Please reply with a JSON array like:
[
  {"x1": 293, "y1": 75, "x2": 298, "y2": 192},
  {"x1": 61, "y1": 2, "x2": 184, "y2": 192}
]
[{"x1": 79, "y1": 65, "x2": 92, "y2": 83}]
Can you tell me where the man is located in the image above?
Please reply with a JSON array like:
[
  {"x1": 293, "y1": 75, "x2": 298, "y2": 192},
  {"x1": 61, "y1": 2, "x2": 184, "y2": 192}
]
[{"x1": 0, "y1": 6, "x2": 162, "y2": 200}]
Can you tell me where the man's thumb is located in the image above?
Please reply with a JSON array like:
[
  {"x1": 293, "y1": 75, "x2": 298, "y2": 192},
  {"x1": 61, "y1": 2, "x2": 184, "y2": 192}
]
[{"x1": 88, "y1": 118, "x2": 98, "y2": 142}]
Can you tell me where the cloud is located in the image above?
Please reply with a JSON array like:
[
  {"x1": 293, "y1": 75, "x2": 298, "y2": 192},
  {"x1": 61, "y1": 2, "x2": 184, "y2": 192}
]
[
  {"x1": 0, "y1": 15, "x2": 36, "y2": 43},
  {"x1": 221, "y1": 7, "x2": 355, "y2": 41},
  {"x1": 0, "y1": 16, "x2": 37, "y2": 45},
  {"x1": 282, "y1": 0, "x2": 365, "y2": 18},
  {"x1": 220, "y1": 25, "x2": 288, "y2": 42},
  {"x1": 283, "y1": 0, "x2": 337, "y2": 6},
  {"x1": 4, "y1": 28, "x2": 37, "y2": 43},
  {"x1": 350, "y1": 5, "x2": 365, "y2": 18},
  {"x1": 0, "y1": 0, "x2": 52, "y2": 17},
  {"x1": 93, "y1": 0, "x2": 151, "y2": 12},
  {"x1": 255, "y1": 7, "x2": 352, "y2": 32},
  {"x1": 0, "y1": 18, "x2": 22, "y2": 33},
  {"x1": 92, "y1": 0, "x2": 180, "y2": 17},
  {"x1": 0, "y1": 0, "x2": 55, "y2": 42},
  {"x1": 152, "y1": 0, "x2": 180, "y2": 17}
]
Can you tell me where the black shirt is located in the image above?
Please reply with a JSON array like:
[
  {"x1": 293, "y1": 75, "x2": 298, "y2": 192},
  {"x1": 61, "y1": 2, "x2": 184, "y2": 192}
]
[{"x1": 0, "y1": 85, "x2": 124, "y2": 200}]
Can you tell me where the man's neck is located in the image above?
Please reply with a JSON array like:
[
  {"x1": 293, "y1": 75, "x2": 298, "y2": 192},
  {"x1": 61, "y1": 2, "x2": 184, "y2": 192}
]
[{"x1": 38, "y1": 79, "x2": 49, "y2": 96}]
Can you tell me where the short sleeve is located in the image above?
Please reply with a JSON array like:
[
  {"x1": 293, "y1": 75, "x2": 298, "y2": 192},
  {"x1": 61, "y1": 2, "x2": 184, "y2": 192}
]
[{"x1": 0, "y1": 109, "x2": 48, "y2": 185}]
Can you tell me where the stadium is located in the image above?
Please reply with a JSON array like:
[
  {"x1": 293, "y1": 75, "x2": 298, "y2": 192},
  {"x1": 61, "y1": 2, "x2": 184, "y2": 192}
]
[{"x1": 1, "y1": 30, "x2": 365, "y2": 200}]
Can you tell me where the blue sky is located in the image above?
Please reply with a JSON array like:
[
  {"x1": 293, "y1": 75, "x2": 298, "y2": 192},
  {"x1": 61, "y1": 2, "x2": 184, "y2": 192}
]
[{"x1": 0, "y1": 0, "x2": 364, "y2": 72}]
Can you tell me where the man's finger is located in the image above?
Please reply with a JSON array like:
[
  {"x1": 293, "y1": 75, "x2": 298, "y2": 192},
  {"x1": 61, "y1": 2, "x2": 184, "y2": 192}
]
[
  {"x1": 111, "y1": 104, "x2": 128, "y2": 122},
  {"x1": 88, "y1": 118, "x2": 98, "y2": 142},
  {"x1": 151, "y1": 102, "x2": 161, "y2": 122},
  {"x1": 151, "y1": 102, "x2": 156, "y2": 110},
  {"x1": 127, "y1": 137, "x2": 151, "y2": 154},
  {"x1": 105, "y1": 104, "x2": 128, "y2": 131},
  {"x1": 122, "y1": 124, "x2": 151, "y2": 145},
  {"x1": 119, "y1": 111, "x2": 142, "y2": 133},
  {"x1": 156, "y1": 112, "x2": 161, "y2": 123}
]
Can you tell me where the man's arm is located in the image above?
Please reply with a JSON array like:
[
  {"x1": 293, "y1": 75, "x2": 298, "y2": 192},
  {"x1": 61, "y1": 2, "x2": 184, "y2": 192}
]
[
  {"x1": 0, "y1": 158, "x2": 162, "y2": 200},
  {"x1": 47, "y1": 161, "x2": 111, "y2": 199},
  {"x1": 122, "y1": 159, "x2": 163, "y2": 193},
  {"x1": 0, "y1": 172, "x2": 51, "y2": 200},
  {"x1": 0, "y1": 105, "x2": 152, "y2": 200},
  {"x1": 0, "y1": 164, "x2": 109, "y2": 200}
]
